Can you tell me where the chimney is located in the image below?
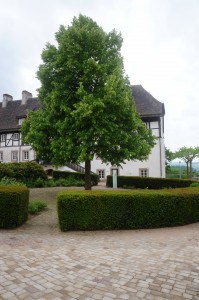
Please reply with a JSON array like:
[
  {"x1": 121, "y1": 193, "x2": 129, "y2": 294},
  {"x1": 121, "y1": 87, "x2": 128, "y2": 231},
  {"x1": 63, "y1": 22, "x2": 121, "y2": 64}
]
[
  {"x1": 2, "y1": 94, "x2": 13, "y2": 108},
  {"x1": 22, "y1": 90, "x2": 32, "y2": 105}
]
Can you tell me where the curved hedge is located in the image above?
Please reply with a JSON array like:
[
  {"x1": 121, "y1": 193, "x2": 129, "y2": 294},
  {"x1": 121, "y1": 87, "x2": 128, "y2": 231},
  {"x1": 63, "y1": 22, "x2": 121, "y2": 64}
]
[
  {"x1": 0, "y1": 186, "x2": 29, "y2": 228},
  {"x1": 0, "y1": 162, "x2": 47, "y2": 182},
  {"x1": 57, "y1": 188, "x2": 199, "y2": 231},
  {"x1": 106, "y1": 175, "x2": 193, "y2": 189},
  {"x1": 53, "y1": 170, "x2": 99, "y2": 186}
]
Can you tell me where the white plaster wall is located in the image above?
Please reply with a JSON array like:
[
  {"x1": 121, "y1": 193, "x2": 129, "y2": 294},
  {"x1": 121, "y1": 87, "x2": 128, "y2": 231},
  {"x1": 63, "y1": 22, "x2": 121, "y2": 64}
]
[
  {"x1": 89, "y1": 140, "x2": 164, "y2": 178},
  {"x1": 89, "y1": 119, "x2": 166, "y2": 179}
]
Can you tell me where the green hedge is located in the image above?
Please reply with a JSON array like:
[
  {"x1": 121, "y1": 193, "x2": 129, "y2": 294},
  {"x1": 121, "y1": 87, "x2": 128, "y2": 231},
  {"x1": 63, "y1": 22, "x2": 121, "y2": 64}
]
[
  {"x1": 53, "y1": 170, "x2": 99, "y2": 186},
  {"x1": 0, "y1": 162, "x2": 47, "y2": 182},
  {"x1": 57, "y1": 188, "x2": 199, "y2": 231},
  {"x1": 0, "y1": 186, "x2": 29, "y2": 228},
  {"x1": 106, "y1": 175, "x2": 193, "y2": 189}
]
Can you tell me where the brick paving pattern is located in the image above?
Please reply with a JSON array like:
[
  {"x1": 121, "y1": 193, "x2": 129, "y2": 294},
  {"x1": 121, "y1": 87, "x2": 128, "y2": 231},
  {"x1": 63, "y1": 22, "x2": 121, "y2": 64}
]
[{"x1": 0, "y1": 187, "x2": 198, "y2": 299}]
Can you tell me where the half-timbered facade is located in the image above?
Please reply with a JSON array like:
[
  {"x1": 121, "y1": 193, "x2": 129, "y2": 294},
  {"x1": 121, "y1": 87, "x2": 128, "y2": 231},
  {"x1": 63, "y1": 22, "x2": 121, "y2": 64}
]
[
  {"x1": 0, "y1": 86, "x2": 165, "y2": 178},
  {"x1": 0, "y1": 91, "x2": 39, "y2": 163}
]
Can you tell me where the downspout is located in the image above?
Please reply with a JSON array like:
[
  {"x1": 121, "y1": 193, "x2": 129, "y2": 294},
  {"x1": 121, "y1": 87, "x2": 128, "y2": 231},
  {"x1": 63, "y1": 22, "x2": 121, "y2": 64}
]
[
  {"x1": 159, "y1": 138, "x2": 162, "y2": 178},
  {"x1": 158, "y1": 118, "x2": 163, "y2": 177}
]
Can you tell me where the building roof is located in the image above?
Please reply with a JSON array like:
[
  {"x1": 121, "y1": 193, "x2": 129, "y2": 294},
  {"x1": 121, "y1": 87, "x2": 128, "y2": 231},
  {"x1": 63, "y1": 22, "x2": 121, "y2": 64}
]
[
  {"x1": 0, "y1": 86, "x2": 165, "y2": 132},
  {"x1": 132, "y1": 85, "x2": 165, "y2": 117},
  {"x1": 0, "y1": 98, "x2": 39, "y2": 132}
]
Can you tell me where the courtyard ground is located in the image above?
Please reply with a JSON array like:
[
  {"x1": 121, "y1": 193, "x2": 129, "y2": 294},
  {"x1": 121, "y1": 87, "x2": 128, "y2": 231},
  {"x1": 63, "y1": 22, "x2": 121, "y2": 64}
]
[{"x1": 0, "y1": 186, "x2": 198, "y2": 300}]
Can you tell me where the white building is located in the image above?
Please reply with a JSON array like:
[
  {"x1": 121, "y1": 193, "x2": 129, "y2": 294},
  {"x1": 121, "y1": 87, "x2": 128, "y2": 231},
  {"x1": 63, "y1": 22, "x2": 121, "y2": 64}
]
[{"x1": 0, "y1": 86, "x2": 165, "y2": 179}]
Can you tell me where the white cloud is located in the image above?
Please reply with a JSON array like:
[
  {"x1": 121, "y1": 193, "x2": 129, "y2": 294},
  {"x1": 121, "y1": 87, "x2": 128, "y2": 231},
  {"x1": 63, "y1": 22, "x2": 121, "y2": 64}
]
[{"x1": 0, "y1": 0, "x2": 198, "y2": 150}]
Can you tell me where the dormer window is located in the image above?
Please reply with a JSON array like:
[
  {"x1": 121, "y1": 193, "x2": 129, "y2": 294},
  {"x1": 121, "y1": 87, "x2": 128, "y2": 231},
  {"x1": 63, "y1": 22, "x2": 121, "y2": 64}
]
[
  {"x1": 13, "y1": 133, "x2": 19, "y2": 140},
  {"x1": 19, "y1": 118, "x2": 25, "y2": 125}
]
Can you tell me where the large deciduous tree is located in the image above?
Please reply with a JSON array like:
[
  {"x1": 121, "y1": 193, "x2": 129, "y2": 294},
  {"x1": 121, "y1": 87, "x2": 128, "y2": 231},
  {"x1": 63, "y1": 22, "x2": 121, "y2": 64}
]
[
  {"x1": 174, "y1": 146, "x2": 199, "y2": 178},
  {"x1": 22, "y1": 15, "x2": 155, "y2": 190}
]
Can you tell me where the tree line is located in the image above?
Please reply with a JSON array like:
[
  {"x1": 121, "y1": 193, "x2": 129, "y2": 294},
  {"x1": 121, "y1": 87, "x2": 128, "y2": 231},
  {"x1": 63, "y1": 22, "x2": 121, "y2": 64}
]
[{"x1": 166, "y1": 147, "x2": 199, "y2": 178}]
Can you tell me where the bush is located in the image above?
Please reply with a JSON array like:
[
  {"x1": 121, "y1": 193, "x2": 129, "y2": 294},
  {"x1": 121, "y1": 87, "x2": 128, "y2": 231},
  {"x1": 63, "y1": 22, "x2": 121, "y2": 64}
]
[
  {"x1": 0, "y1": 162, "x2": 47, "y2": 182},
  {"x1": 57, "y1": 188, "x2": 199, "y2": 231},
  {"x1": 190, "y1": 182, "x2": 199, "y2": 187},
  {"x1": 0, "y1": 177, "x2": 26, "y2": 186},
  {"x1": 53, "y1": 170, "x2": 99, "y2": 186},
  {"x1": 106, "y1": 175, "x2": 194, "y2": 189},
  {"x1": 28, "y1": 200, "x2": 47, "y2": 214},
  {"x1": 33, "y1": 178, "x2": 46, "y2": 188},
  {"x1": 0, "y1": 186, "x2": 29, "y2": 228}
]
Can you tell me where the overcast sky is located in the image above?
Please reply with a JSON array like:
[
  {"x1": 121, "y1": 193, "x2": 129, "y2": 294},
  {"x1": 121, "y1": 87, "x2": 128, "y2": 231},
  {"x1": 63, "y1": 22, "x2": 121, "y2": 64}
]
[{"x1": 0, "y1": 0, "x2": 198, "y2": 151}]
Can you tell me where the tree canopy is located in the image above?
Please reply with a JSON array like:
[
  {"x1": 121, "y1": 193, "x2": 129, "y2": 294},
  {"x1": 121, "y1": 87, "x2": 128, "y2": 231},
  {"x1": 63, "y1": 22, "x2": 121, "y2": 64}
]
[
  {"x1": 165, "y1": 147, "x2": 174, "y2": 172},
  {"x1": 22, "y1": 15, "x2": 155, "y2": 189}
]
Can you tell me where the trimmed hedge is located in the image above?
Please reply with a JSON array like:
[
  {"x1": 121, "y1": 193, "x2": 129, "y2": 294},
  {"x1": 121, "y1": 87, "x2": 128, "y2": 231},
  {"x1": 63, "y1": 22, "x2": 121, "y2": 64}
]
[
  {"x1": 57, "y1": 188, "x2": 199, "y2": 231},
  {"x1": 53, "y1": 170, "x2": 99, "y2": 186},
  {"x1": 0, "y1": 186, "x2": 29, "y2": 228},
  {"x1": 0, "y1": 162, "x2": 47, "y2": 182},
  {"x1": 106, "y1": 175, "x2": 193, "y2": 189}
]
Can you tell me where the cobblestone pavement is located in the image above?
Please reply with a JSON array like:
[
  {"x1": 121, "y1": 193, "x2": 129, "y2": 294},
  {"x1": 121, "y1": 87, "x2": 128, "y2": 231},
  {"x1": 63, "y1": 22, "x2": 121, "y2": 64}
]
[{"x1": 0, "y1": 187, "x2": 199, "y2": 300}]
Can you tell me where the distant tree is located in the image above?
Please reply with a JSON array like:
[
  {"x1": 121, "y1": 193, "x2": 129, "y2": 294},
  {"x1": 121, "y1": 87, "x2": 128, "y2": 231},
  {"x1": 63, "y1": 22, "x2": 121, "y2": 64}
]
[
  {"x1": 22, "y1": 15, "x2": 155, "y2": 190},
  {"x1": 165, "y1": 147, "x2": 174, "y2": 172},
  {"x1": 174, "y1": 146, "x2": 199, "y2": 178}
]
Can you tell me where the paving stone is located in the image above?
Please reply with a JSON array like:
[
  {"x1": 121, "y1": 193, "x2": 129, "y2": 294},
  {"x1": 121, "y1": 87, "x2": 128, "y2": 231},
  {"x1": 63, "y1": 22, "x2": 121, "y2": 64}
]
[{"x1": 0, "y1": 188, "x2": 198, "y2": 300}]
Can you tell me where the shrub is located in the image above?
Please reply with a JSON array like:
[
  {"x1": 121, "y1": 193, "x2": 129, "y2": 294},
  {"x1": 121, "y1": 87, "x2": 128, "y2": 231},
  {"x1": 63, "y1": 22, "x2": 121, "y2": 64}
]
[
  {"x1": 45, "y1": 179, "x2": 58, "y2": 187},
  {"x1": 57, "y1": 188, "x2": 199, "y2": 231},
  {"x1": 0, "y1": 177, "x2": 26, "y2": 186},
  {"x1": 28, "y1": 200, "x2": 47, "y2": 214},
  {"x1": 53, "y1": 170, "x2": 99, "y2": 186},
  {"x1": 0, "y1": 186, "x2": 29, "y2": 228},
  {"x1": 0, "y1": 162, "x2": 47, "y2": 182},
  {"x1": 190, "y1": 182, "x2": 199, "y2": 187},
  {"x1": 33, "y1": 178, "x2": 45, "y2": 188},
  {"x1": 106, "y1": 175, "x2": 194, "y2": 189}
]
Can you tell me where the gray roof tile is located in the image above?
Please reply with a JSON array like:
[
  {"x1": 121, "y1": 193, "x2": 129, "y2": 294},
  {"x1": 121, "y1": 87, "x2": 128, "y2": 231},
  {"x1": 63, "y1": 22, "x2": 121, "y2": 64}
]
[
  {"x1": 132, "y1": 85, "x2": 165, "y2": 117},
  {"x1": 0, "y1": 85, "x2": 164, "y2": 132}
]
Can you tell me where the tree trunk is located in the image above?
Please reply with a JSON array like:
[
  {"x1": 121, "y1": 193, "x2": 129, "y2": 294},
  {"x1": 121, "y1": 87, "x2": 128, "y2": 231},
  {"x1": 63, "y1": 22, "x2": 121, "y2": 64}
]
[
  {"x1": 186, "y1": 162, "x2": 189, "y2": 178},
  {"x1": 189, "y1": 160, "x2": 192, "y2": 179},
  {"x1": 85, "y1": 159, "x2": 92, "y2": 190}
]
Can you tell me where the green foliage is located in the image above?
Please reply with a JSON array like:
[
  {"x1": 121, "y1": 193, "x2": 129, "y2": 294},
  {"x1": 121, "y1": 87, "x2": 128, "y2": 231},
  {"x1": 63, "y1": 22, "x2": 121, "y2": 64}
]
[
  {"x1": 28, "y1": 200, "x2": 47, "y2": 214},
  {"x1": 33, "y1": 178, "x2": 46, "y2": 188},
  {"x1": 106, "y1": 175, "x2": 193, "y2": 189},
  {"x1": 22, "y1": 14, "x2": 155, "y2": 190},
  {"x1": 165, "y1": 147, "x2": 174, "y2": 171},
  {"x1": 174, "y1": 146, "x2": 199, "y2": 178},
  {"x1": 0, "y1": 186, "x2": 29, "y2": 228},
  {"x1": 0, "y1": 162, "x2": 47, "y2": 182},
  {"x1": 25, "y1": 177, "x2": 85, "y2": 188},
  {"x1": 57, "y1": 188, "x2": 199, "y2": 231},
  {"x1": 190, "y1": 182, "x2": 199, "y2": 187},
  {"x1": 53, "y1": 170, "x2": 99, "y2": 186},
  {"x1": 0, "y1": 177, "x2": 26, "y2": 186}
]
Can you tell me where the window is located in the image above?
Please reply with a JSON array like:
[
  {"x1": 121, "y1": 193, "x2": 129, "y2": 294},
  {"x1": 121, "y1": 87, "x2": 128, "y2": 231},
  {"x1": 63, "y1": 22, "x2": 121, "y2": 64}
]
[
  {"x1": 1, "y1": 134, "x2": 6, "y2": 142},
  {"x1": 13, "y1": 133, "x2": 19, "y2": 140},
  {"x1": 139, "y1": 168, "x2": 149, "y2": 177},
  {"x1": 11, "y1": 151, "x2": 18, "y2": 162},
  {"x1": 97, "y1": 169, "x2": 105, "y2": 179},
  {"x1": 18, "y1": 118, "x2": 25, "y2": 125},
  {"x1": 0, "y1": 151, "x2": 3, "y2": 162},
  {"x1": 23, "y1": 151, "x2": 29, "y2": 161}
]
